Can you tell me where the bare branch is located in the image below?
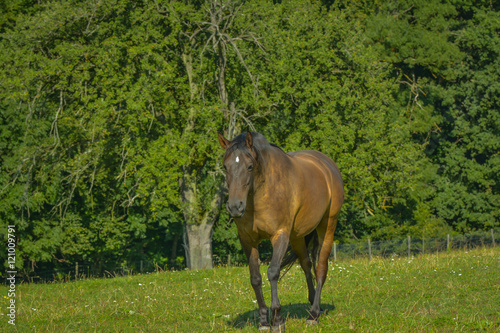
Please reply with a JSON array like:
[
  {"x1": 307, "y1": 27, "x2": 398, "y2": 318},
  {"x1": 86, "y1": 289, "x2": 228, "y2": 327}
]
[
  {"x1": 50, "y1": 90, "x2": 64, "y2": 152},
  {"x1": 225, "y1": 34, "x2": 258, "y2": 89}
]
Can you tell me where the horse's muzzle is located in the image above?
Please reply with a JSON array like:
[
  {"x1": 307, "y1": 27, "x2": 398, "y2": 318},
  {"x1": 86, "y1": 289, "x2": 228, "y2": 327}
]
[{"x1": 227, "y1": 200, "x2": 245, "y2": 218}]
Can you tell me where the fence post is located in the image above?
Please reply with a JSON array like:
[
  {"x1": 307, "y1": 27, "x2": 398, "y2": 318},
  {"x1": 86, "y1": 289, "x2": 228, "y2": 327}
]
[
  {"x1": 75, "y1": 262, "x2": 79, "y2": 280},
  {"x1": 227, "y1": 254, "x2": 231, "y2": 267},
  {"x1": 368, "y1": 239, "x2": 372, "y2": 261},
  {"x1": 333, "y1": 242, "x2": 337, "y2": 262},
  {"x1": 447, "y1": 234, "x2": 450, "y2": 251},
  {"x1": 140, "y1": 260, "x2": 143, "y2": 273},
  {"x1": 408, "y1": 236, "x2": 411, "y2": 258},
  {"x1": 492, "y1": 229, "x2": 496, "y2": 247},
  {"x1": 422, "y1": 237, "x2": 425, "y2": 255}
]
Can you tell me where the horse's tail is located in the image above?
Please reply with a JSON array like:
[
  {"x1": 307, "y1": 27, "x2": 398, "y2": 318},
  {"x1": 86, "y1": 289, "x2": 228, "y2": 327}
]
[
  {"x1": 279, "y1": 230, "x2": 319, "y2": 281},
  {"x1": 308, "y1": 230, "x2": 320, "y2": 273}
]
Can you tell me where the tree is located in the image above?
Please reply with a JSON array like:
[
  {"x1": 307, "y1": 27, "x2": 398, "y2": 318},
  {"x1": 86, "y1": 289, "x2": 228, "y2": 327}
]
[
  {"x1": 0, "y1": 0, "x2": 186, "y2": 273},
  {"x1": 241, "y1": 0, "x2": 426, "y2": 240},
  {"x1": 170, "y1": 0, "x2": 267, "y2": 269},
  {"x1": 1, "y1": 0, "x2": 497, "y2": 276},
  {"x1": 364, "y1": 0, "x2": 500, "y2": 233}
]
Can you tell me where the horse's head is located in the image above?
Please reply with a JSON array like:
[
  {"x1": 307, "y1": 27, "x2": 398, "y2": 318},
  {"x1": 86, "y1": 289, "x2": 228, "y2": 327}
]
[{"x1": 218, "y1": 132, "x2": 258, "y2": 218}]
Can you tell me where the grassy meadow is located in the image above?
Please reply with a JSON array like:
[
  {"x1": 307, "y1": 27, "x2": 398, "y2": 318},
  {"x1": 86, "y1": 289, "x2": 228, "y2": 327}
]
[{"x1": 1, "y1": 247, "x2": 499, "y2": 332}]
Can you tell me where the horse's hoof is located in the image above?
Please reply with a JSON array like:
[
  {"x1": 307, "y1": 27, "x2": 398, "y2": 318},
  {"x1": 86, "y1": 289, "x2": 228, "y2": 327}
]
[
  {"x1": 306, "y1": 319, "x2": 318, "y2": 325},
  {"x1": 271, "y1": 323, "x2": 285, "y2": 332},
  {"x1": 258, "y1": 325, "x2": 271, "y2": 331}
]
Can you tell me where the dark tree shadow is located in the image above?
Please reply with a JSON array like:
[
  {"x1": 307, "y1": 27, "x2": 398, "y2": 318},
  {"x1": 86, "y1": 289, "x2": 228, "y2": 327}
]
[{"x1": 228, "y1": 303, "x2": 335, "y2": 329}]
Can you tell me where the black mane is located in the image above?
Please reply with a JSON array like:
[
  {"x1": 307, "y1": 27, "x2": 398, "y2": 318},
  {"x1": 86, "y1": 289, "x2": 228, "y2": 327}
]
[
  {"x1": 270, "y1": 142, "x2": 286, "y2": 154},
  {"x1": 225, "y1": 132, "x2": 285, "y2": 155}
]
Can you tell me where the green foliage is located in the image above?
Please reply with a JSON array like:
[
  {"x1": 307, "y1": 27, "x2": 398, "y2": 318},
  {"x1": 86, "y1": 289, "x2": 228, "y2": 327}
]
[
  {"x1": 363, "y1": 0, "x2": 500, "y2": 233},
  {"x1": 242, "y1": 0, "x2": 426, "y2": 239},
  {"x1": 0, "y1": 0, "x2": 188, "y2": 273},
  {"x1": 0, "y1": 0, "x2": 498, "y2": 274}
]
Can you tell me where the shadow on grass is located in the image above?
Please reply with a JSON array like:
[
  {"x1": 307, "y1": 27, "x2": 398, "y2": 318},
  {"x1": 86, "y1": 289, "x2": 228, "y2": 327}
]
[{"x1": 228, "y1": 303, "x2": 335, "y2": 329}]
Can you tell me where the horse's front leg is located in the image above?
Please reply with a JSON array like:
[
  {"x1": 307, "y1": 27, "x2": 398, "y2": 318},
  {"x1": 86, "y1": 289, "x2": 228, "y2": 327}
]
[
  {"x1": 267, "y1": 232, "x2": 289, "y2": 328},
  {"x1": 242, "y1": 242, "x2": 270, "y2": 329}
]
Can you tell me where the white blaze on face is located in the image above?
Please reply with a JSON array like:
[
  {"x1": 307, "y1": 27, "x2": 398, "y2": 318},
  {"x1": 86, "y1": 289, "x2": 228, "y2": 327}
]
[{"x1": 235, "y1": 156, "x2": 240, "y2": 163}]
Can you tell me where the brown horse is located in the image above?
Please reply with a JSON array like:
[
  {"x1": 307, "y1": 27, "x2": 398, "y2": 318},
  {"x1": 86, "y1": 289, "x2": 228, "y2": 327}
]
[{"x1": 218, "y1": 131, "x2": 344, "y2": 330}]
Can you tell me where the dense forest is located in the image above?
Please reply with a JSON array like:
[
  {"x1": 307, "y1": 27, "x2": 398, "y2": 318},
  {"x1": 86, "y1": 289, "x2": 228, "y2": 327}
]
[{"x1": 0, "y1": 0, "x2": 498, "y2": 275}]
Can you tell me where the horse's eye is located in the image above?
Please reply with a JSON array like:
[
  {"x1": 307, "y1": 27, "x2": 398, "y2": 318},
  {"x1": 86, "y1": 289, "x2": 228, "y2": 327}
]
[
  {"x1": 247, "y1": 164, "x2": 254, "y2": 172},
  {"x1": 223, "y1": 164, "x2": 227, "y2": 172}
]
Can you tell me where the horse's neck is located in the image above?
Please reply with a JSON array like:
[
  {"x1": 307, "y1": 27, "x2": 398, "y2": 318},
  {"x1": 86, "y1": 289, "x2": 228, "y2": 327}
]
[{"x1": 256, "y1": 146, "x2": 291, "y2": 188}]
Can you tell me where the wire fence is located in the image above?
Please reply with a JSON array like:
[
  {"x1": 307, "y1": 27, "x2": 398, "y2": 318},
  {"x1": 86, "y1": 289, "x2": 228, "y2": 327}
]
[
  {"x1": 331, "y1": 230, "x2": 497, "y2": 262},
  {"x1": 5, "y1": 229, "x2": 497, "y2": 283},
  {"x1": 214, "y1": 229, "x2": 498, "y2": 266}
]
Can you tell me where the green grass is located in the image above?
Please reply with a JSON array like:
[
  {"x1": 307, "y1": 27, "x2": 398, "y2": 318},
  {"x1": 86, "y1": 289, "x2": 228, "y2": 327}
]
[{"x1": 1, "y1": 247, "x2": 499, "y2": 332}]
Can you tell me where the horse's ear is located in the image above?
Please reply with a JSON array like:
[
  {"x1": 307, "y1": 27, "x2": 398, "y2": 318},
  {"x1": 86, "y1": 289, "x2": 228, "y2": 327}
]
[
  {"x1": 218, "y1": 133, "x2": 230, "y2": 149},
  {"x1": 245, "y1": 132, "x2": 253, "y2": 149}
]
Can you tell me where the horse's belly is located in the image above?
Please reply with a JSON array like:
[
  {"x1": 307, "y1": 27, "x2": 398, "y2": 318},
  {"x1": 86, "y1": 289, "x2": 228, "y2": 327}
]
[
  {"x1": 291, "y1": 182, "x2": 330, "y2": 237},
  {"x1": 289, "y1": 152, "x2": 337, "y2": 238},
  {"x1": 292, "y1": 204, "x2": 329, "y2": 238}
]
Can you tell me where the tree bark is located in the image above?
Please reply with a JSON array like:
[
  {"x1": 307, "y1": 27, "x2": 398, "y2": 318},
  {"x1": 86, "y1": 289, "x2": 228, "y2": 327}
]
[
  {"x1": 184, "y1": 221, "x2": 214, "y2": 270},
  {"x1": 181, "y1": 177, "x2": 224, "y2": 270}
]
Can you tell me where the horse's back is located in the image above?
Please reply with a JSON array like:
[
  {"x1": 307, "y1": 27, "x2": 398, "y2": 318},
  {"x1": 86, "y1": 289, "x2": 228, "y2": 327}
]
[
  {"x1": 288, "y1": 150, "x2": 342, "y2": 181},
  {"x1": 288, "y1": 150, "x2": 344, "y2": 219}
]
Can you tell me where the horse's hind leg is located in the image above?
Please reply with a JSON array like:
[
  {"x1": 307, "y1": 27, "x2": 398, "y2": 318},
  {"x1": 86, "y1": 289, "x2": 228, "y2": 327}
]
[
  {"x1": 290, "y1": 238, "x2": 315, "y2": 305},
  {"x1": 308, "y1": 216, "x2": 337, "y2": 324}
]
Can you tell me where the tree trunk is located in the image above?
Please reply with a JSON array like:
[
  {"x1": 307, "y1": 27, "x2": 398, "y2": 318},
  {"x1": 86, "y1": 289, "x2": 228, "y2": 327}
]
[
  {"x1": 184, "y1": 221, "x2": 214, "y2": 270},
  {"x1": 180, "y1": 177, "x2": 224, "y2": 270}
]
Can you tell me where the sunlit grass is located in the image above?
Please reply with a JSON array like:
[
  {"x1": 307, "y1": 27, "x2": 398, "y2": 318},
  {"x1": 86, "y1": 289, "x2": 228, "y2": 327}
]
[{"x1": 1, "y1": 247, "x2": 499, "y2": 332}]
